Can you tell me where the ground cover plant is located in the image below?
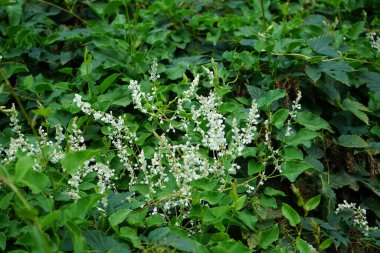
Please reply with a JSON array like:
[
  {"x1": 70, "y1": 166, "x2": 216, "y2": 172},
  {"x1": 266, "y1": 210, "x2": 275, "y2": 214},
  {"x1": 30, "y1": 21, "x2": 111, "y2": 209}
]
[{"x1": 0, "y1": 0, "x2": 380, "y2": 252}]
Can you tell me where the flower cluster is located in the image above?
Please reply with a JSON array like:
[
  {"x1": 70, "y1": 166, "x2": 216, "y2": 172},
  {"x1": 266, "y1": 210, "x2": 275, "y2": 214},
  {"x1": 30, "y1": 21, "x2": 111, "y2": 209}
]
[
  {"x1": 335, "y1": 200, "x2": 378, "y2": 236},
  {"x1": 285, "y1": 90, "x2": 302, "y2": 136},
  {"x1": 73, "y1": 94, "x2": 137, "y2": 183},
  {"x1": 366, "y1": 32, "x2": 380, "y2": 52}
]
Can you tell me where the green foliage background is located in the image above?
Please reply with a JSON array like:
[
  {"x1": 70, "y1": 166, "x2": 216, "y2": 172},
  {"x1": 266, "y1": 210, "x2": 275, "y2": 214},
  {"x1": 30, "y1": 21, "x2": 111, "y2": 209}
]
[{"x1": 0, "y1": 0, "x2": 379, "y2": 252}]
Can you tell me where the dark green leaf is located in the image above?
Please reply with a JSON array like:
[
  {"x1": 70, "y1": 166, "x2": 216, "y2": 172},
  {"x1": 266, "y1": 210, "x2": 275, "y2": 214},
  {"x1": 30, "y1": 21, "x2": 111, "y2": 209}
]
[
  {"x1": 258, "y1": 224, "x2": 279, "y2": 249},
  {"x1": 338, "y1": 135, "x2": 368, "y2": 148}
]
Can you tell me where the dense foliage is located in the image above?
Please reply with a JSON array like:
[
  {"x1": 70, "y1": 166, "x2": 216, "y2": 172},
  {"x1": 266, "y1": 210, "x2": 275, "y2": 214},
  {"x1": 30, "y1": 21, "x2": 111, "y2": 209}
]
[{"x1": 0, "y1": 0, "x2": 380, "y2": 252}]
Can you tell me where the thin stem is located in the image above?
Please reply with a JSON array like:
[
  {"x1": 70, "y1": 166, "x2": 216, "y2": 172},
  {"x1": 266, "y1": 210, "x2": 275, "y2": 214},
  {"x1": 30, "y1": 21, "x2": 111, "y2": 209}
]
[
  {"x1": 37, "y1": 0, "x2": 86, "y2": 23},
  {"x1": 0, "y1": 174, "x2": 32, "y2": 211}
]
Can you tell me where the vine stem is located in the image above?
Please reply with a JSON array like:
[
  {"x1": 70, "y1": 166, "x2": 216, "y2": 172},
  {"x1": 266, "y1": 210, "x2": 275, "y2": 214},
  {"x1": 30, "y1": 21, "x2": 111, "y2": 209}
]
[{"x1": 37, "y1": 0, "x2": 86, "y2": 23}]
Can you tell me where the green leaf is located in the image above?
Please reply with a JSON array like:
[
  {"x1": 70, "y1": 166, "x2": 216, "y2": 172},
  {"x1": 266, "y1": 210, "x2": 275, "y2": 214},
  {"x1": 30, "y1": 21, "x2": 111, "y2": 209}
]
[
  {"x1": 109, "y1": 209, "x2": 131, "y2": 227},
  {"x1": 271, "y1": 109, "x2": 289, "y2": 129},
  {"x1": 248, "y1": 159, "x2": 264, "y2": 175},
  {"x1": 211, "y1": 241, "x2": 251, "y2": 253},
  {"x1": 318, "y1": 61, "x2": 354, "y2": 85},
  {"x1": 296, "y1": 237, "x2": 314, "y2": 253},
  {"x1": 309, "y1": 36, "x2": 339, "y2": 57},
  {"x1": 6, "y1": 4, "x2": 22, "y2": 26},
  {"x1": 0, "y1": 232, "x2": 5, "y2": 251},
  {"x1": 264, "y1": 187, "x2": 286, "y2": 197},
  {"x1": 305, "y1": 65, "x2": 321, "y2": 83},
  {"x1": 61, "y1": 150, "x2": 100, "y2": 174},
  {"x1": 32, "y1": 107, "x2": 54, "y2": 117},
  {"x1": 104, "y1": 1, "x2": 123, "y2": 16},
  {"x1": 257, "y1": 89, "x2": 286, "y2": 108},
  {"x1": 15, "y1": 156, "x2": 34, "y2": 182},
  {"x1": 296, "y1": 111, "x2": 333, "y2": 132},
  {"x1": 0, "y1": 192, "x2": 14, "y2": 210},
  {"x1": 21, "y1": 170, "x2": 49, "y2": 193},
  {"x1": 342, "y1": 98, "x2": 370, "y2": 124},
  {"x1": 237, "y1": 211, "x2": 258, "y2": 230},
  {"x1": 282, "y1": 203, "x2": 301, "y2": 226},
  {"x1": 338, "y1": 135, "x2": 368, "y2": 148},
  {"x1": 201, "y1": 191, "x2": 225, "y2": 205},
  {"x1": 234, "y1": 195, "x2": 246, "y2": 211},
  {"x1": 260, "y1": 195, "x2": 277, "y2": 208},
  {"x1": 283, "y1": 146, "x2": 303, "y2": 161},
  {"x1": 64, "y1": 195, "x2": 102, "y2": 221},
  {"x1": 127, "y1": 209, "x2": 148, "y2": 226},
  {"x1": 305, "y1": 195, "x2": 321, "y2": 211},
  {"x1": 319, "y1": 238, "x2": 333, "y2": 250},
  {"x1": 148, "y1": 227, "x2": 208, "y2": 253},
  {"x1": 146, "y1": 215, "x2": 164, "y2": 227},
  {"x1": 98, "y1": 73, "x2": 121, "y2": 94},
  {"x1": 83, "y1": 230, "x2": 130, "y2": 253},
  {"x1": 40, "y1": 210, "x2": 61, "y2": 230},
  {"x1": 65, "y1": 221, "x2": 87, "y2": 253},
  {"x1": 282, "y1": 160, "x2": 314, "y2": 182},
  {"x1": 119, "y1": 227, "x2": 141, "y2": 249},
  {"x1": 258, "y1": 224, "x2": 279, "y2": 249},
  {"x1": 285, "y1": 129, "x2": 320, "y2": 146}
]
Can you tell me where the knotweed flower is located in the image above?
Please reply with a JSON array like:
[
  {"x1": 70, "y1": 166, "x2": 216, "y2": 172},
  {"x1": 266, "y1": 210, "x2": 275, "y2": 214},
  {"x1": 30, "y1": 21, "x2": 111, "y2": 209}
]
[{"x1": 335, "y1": 200, "x2": 378, "y2": 236}]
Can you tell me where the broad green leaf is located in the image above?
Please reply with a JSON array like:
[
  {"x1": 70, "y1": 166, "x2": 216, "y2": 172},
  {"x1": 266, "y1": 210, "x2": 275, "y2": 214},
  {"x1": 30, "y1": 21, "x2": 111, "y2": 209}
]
[
  {"x1": 248, "y1": 159, "x2": 264, "y2": 175},
  {"x1": 40, "y1": 210, "x2": 61, "y2": 230},
  {"x1": 237, "y1": 211, "x2": 258, "y2": 230},
  {"x1": 258, "y1": 224, "x2": 279, "y2": 249},
  {"x1": 148, "y1": 227, "x2": 208, "y2": 253},
  {"x1": 21, "y1": 170, "x2": 49, "y2": 193},
  {"x1": 271, "y1": 109, "x2": 289, "y2": 129},
  {"x1": 282, "y1": 160, "x2": 314, "y2": 182},
  {"x1": 309, "y1": 36, "x2": 339, "y2": 57},
  {"x1": 260, "y1": 195, "x2": 277, "y2": 208},
  {"x1": 346, "y1": 21, "x2": 365, "y2": 40},
  {"x1": 296, "y1": 237, "x2": 314, "y2": 253},
  {"x1": 305, "y1": 65, "x2": 321, "y2": 83},
  {"x1": 305, "y1": 195, "x2": 321, "y2": 211},
  {"x1": 64, "y1": 195, "x2": 103, "y2": 221},
  {"x1": 120, "y1": 227, "x2": 141, "y2": 248},
  {"x1": 146, "y1": 215, "x2": 164, "y2": 227},
  {"x1": 296, "y1": 111, "x2": 333, "y2": 132},
  {"x1": 283, "y1": 146, "x2": 303, "y2": 161},
  {"x1": 201, "y1": 191, "x2": 225, "y2": 205},
  {"x1": 109, "y1": 209, "x2": 131, "y2": 227},
  {"x1": 15, "y1": 156, "x2": 34, "y2": 182},
  {"x1": 211, "y1": 241, "x2": 251, "y2": 253},
  {"x1": 6, "y1": 4, "x2": 22, "y2": 26},
  {"x1": 282, "y1": 203, "x2": 301, "y2": 226},
  {"x1": 127, "y1": 209, "x2": 148, "y2": 226},
  {"x1": 338, "y1": 135, "x2": 368, "y2": 148},
  {"x1": 318, "y1": 61, "x2": 354, "y2": 85},
  {"x1": 241, "y1": 147, "x2": 257, "y2": 158},
  {"x1": 104, "y1": 1, "x2": 123, "y2": 16},
  {"x1": 83, "y1": 230, "x2": 130, "y2": 253},
  {"x1": 234, "y1": 195, "x2": 246, "y2": 210},
  {"x1": 285, "y1": 129, "x2": 320, "y2": 146},
  {"x1": 0, "y1": 192, "x2": 14, "y2": 210},
  {"x1": 257, "y1": 89, "x2": 286, "y2": 108},
  {"x1": 65, "y1": 221, "x2": 87, "y2": 253},
  {"x1": 342, "y1": 98, "x2": 370, "y2": 124},
  {"x1": 61, "y1": 150, "x2": 100, "y2": 174}
]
